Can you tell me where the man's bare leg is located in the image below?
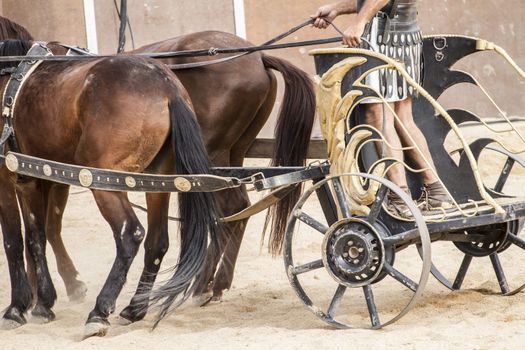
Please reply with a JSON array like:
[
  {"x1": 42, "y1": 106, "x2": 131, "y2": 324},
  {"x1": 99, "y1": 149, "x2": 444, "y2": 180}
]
[
  {"x1": 393, "y1": 98, "x2": 438, "y2": 184},
  {"x1": 364, "y1": 102, "x2": 414, "y2": 217},
  {"x1": 394, "y1": 98, "x2": 452, "y2": 208},
  {"x1": 365, "y1": 102, "x2": 408, "y2": 187}
]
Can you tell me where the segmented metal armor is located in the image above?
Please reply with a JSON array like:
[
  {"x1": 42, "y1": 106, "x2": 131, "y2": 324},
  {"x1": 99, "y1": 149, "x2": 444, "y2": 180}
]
[{"x1": 358, "y1": 0, "x2": 421, "y2": 102}]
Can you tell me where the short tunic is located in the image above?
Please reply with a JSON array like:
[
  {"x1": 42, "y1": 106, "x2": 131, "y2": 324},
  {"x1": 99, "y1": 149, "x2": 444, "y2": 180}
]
[{"x1": 358, "y1": 0, "x2": 422, "y2": 103}]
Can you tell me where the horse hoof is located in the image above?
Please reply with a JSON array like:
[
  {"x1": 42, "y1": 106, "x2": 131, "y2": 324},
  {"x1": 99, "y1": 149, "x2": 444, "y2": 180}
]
[
  {"x1": 210, "y1": 295, "x2": 223, "y2": 303},
  {"x1": 68, "y1": 281, "x2": 88, "y2": 303},
  {"x1": 1, "y1": 316, "x2": 25, "y2": 330},
  {"x1": 31, "y1": 304, "x2": 56, "y2": 324},
  {"x1": 119, "y1": 305, "x2": 146, "y2": 324},
  {"x1": 1, "y1": 318, "x2": 24, "y2": 330},
  {"x1": 192, "y1": 292, "x2": 213, "y2": 307},
  {"x1": 2, "y1": 307, "x2": 27, "y2": 329},
  {"x1": 210, "y1": 289, "x2": 224, "y2": 303},
  {"x1": 83, "y1": 318, "x2": 110, "y2": 339}
]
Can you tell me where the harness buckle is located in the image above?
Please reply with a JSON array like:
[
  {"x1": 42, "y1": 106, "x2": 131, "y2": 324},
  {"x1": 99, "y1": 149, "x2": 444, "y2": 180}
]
[
  {"x1": 4, "y1": 96, "x2": 14, "y2": 107},
  {"x1": 14, "y1": 73, "x2": 24, "y2": 82},
  {"x1": 207, "y1": 47, "x2": 219, "y2": 56}
]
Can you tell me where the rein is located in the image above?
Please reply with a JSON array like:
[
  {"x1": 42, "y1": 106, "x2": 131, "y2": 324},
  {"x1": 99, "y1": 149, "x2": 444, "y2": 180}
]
[
  {"x1": 0, "y1": 18, "x2": 345, "y2": 67},
  {"x1": 168, "y1": 18, "x2": 330, "y2": 70}
]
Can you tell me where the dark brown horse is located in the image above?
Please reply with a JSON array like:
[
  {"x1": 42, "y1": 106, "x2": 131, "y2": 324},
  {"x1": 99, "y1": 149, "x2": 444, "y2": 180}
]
[
  {"x1": 0, "y1": 17, "x2": 316, "y2": 325},
  {"x1": 0, "y1": 39, "x2": 220, "y2": 337}
]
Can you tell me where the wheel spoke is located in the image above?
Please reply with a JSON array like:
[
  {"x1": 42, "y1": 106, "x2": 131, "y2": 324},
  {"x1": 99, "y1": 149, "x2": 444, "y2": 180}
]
[
  {"x1": 383, "y1": 263, "x2": 418, "y2": 292},
  {"x1": 452, "y1": 255, "x2": 473, "y2": 290},
  {"x1": 363, "y1": 285, "x2": 381, "y2": 328},
  {"x1": 368, "y1": 185, "x2": 388, "y2": 224},
  {"x1": 292, "y1": 259, "x2": 324, "y2": 276},
  {"x1": 296, "y1": 211, "x2": 328, "y2": 234},
  {"x1": 490, "y1": 253, "x2": 510, "y2": 294},
  {"x1": 332, "y1": 177, "x2": 351, "y2": 218},
  {"x1": 493, "y1": 157, "x2": 515, "y2": 192},
  {"x1": 507, "y1": 234, "x2": 525, "y2": 251},
  {"x1": 327, "y1": 284, "x2": 347, "y2": 318}
]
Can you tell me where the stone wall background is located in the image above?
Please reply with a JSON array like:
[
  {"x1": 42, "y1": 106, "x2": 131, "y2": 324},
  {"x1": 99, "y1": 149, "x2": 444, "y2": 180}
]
[{"x1": 1, "y1": 0, "x2": 523, "y2": 137}]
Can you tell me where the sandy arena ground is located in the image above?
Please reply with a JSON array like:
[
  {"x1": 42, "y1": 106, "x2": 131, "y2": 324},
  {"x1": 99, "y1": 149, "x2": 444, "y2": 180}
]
[{"x1": 2, "y1": 140, "x2": 525, "y2": 349}]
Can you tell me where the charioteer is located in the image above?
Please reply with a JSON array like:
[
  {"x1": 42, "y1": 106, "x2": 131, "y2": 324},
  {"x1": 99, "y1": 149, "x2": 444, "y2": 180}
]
[{"x1": 312, "y1": 0, "x2": 452, "y2": 217}]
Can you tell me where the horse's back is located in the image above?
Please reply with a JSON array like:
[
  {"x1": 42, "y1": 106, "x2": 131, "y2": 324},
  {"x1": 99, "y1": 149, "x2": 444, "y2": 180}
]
[
  {"x1": 14, "y1": 55, "x2": 186, "y2": 170},
  {"x1": 135, "y1": 31, "x2": 275, "y2": 159}
]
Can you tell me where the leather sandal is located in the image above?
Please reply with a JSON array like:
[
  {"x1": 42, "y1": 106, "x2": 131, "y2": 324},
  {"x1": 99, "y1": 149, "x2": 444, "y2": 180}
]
[
  {"x1": 385, "y1": 186, "x2": 413, "y2": 219},
  {"x1": 418, "y1": 181, "x2": 454, "y2": 211}
]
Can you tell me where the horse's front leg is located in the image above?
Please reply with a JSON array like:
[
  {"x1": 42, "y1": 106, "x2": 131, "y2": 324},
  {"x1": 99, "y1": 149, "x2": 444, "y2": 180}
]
[
  {"x1": 0, "y1": 169, "x2": 32, "y2": 329},
  {"x1": 17, "y1": 179, "x2": 57, "y2": 323},
  {"x1": 84, "y1": 190, "x2": 145, "y2": 339}
]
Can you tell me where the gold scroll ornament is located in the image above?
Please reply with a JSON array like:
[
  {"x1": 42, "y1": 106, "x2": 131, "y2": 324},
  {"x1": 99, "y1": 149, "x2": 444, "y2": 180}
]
[{"x1": 314, "y1": 56, "x2": 386, "y2": 216}]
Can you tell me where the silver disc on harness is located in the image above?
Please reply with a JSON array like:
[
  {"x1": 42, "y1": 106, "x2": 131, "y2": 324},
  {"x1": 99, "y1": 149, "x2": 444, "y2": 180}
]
[
  {"x1": 78, "y1": 169, "x2": 93, "y2": 187},
  {"x1": 43, "y1": 164, "x2": 52, "y2": 176},
  {"x1": 174, "y1": 177, "x2": 192, "y2": 192},
  {"x1": 125, "y1": 176, "x2": 136, "y2": 188},
  {"x1": 5, "y1": 153, "x2": 19, "y2": 172}
]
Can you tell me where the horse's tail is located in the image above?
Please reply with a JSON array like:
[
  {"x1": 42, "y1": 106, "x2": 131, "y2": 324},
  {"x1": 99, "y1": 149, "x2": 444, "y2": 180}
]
[
  {"x1": 146, "y1": 97, "x2": 220, "y2": 327},
  {"x1": 262, "y1": 55, "x2": 316, "y2": 255}
]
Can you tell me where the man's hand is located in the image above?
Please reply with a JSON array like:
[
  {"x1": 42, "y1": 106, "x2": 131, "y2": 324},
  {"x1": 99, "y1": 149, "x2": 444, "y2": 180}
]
[
  {"x1": 342, "y1": 19, "x2": 366, "y2": 47},
  {"x1": 311, "y1": 4, "x2": 338, "y2": 29}
]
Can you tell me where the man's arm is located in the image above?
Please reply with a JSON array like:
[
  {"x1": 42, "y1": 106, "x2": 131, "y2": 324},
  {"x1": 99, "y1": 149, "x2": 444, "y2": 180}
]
[
  {"x1": 339, "y1": 0, "x2": 389, "y2": 46},
  {"x1": 355, "y1": 0, "x2": 390, "y2": 28},
  {"x1": 311, "y1": 1, "x2": 359, "y2": 29}
]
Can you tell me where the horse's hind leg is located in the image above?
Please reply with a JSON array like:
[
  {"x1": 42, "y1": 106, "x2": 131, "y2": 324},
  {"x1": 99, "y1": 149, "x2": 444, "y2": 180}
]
[
  {"x1": 209, "y1": 81, "x2": 276, "y2": 299},
  {"x1": 84, "y1": 190, "x2": 145, "y2": 338},
  {"x1": 208, "y1": 189, "x2": 249, "y2": 299},
  {"x1": 46, "y1": 184, "x2": 87, "y2": 302},
  {"x1": 119, "y1": 192, "x2": 170, "y2": 323},
  {"x1": 192, "y1": 187, "x2": 249, "y2": 304},
  {"x1": 0, "y1": 169, "x2": 32, "y2": 329},
  {"x1": 17, "y1": 180, "x2": 57, "y2": 323}
]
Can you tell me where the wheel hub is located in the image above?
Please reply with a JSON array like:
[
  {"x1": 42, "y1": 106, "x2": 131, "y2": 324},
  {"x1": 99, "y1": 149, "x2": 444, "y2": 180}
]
[
  {"x1": 454, "y1": 221, "x2": 520, "y2": 257},
  {"x1": 322, "y1": 218, "x2": 390, "y2": 287}
]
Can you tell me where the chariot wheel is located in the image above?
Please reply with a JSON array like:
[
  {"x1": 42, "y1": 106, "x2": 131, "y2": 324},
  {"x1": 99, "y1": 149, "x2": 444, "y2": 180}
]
[
  {"x1": 418, "y1": 144, "x2": 525, "y2": 295},
  {"x1": 418, "y1": 220, "x2": 525, "y2": 295},
  {"x1": 284, "y1": 173, "x2": 431, "y2": 329}
]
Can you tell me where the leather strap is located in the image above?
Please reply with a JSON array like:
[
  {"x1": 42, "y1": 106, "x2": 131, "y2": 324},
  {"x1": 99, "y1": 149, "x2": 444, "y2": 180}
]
[
  {"x1": 3, "y1": 151, "x2": 242, "y2": 193},
  {"x1": 62, "y1": 44, "x2": 95, "y2": 56},
  {"x1": 221, "y1": 185, "x2": 298, "y2": 222},
  {"x1": 2, "y1": 43, "x2": 52, "y2": 119},
  {"x1": 1, "y1": 43, "x2": 52, "y2": 155},
  {"x1": 389, "y1": 0, "x2": 400, "y2": 18},
  {"x1": 253, "y1": 164, "x2": 330, "y2": 191}
]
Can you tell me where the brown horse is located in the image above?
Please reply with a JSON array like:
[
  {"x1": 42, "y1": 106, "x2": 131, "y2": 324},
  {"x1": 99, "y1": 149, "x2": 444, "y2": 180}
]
[
  {"x1": 0, "y1": 17, "x2": 316, "y2": 324},
  {"x1": 119, "y1": 33, "x2": 315, "y2": 322},
  {"x1": 0, "y1": 39, "x2": 220, "y2": 337}
]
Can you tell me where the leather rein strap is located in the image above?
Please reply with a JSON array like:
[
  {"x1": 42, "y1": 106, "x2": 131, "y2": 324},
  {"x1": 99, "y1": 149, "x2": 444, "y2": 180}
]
[
  {"x1": 168, "y1": 18, "x2": 346, "y2": 70},
  {"x1": 0, "y1": 18, "x2": 344, "y2": 71}
]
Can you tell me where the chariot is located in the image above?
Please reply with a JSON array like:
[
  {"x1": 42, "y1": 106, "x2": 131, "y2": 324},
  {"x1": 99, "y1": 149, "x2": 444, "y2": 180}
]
[{"x1": 1, "y1": 28, "x2": 525, "y2": 331}]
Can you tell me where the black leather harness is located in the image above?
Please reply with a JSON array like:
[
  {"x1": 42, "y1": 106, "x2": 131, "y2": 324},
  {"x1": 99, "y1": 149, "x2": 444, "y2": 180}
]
[{"x1": 0, "y1": 42, "x2": 52, "y2": 157}]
